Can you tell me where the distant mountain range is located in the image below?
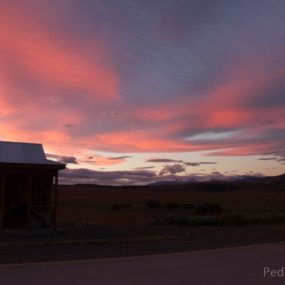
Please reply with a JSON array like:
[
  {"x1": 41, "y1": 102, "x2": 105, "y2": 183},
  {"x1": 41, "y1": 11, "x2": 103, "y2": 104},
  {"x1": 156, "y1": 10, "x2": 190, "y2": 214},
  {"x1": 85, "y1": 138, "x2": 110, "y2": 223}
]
[
  {"x1": 65, "y1": 173, "x2": 285, "y2": 191},
  {"x1": 148, "y1": 173, "x2": 285, "y2": 187},
  {"x1": 260, "y1": 173, "x2": 285, "y2": 184}
]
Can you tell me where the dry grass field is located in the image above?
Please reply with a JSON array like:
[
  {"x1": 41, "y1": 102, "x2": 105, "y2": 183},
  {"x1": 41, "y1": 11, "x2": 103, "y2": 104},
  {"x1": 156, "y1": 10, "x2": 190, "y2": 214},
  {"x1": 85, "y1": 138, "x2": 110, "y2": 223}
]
[{"x1": 58, "y1": 182, "x2": 285, "y2": 227}]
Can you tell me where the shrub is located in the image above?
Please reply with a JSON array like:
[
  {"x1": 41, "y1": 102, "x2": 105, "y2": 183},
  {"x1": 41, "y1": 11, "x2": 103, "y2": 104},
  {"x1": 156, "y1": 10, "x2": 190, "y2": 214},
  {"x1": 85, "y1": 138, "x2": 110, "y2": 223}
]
[
  {"x1": 146, "y1": 200, "x2": 162, "y2": 209},
  {"x1": 182, "y1": 203, "x2": 195, "y2": 209},
  {"x1": 164, "y1": 202, "x2": 180, "y2": 209},
  {"x1": 195, "y1": 203, "x2": 223, "y2": 215},
  {"x1": 110, "y1": 204, "x2": 122, "y2": 211},
  {"x1": 150, "y1": 212, "x2": 285, "y2": 227},
  {"x1": 110, "y1": 203, "x2": 131, "y2": 211},
  {"x1": 120, "y1": 203, "x2": 131, "y2": 208}
]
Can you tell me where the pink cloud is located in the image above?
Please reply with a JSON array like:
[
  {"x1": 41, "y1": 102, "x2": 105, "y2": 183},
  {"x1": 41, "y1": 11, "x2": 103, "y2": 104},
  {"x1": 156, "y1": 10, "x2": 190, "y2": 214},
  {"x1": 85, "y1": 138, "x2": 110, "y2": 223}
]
[{"x1": 0, "y1": 2, "x2": 284, "y2": 168}]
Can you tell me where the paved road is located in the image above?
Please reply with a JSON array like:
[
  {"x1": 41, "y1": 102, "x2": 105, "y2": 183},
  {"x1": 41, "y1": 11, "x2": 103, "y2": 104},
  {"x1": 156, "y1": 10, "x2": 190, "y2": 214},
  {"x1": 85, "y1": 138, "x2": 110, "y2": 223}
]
[{"x1": 0, "y1": 242, "x2": 285, "y2": 285}]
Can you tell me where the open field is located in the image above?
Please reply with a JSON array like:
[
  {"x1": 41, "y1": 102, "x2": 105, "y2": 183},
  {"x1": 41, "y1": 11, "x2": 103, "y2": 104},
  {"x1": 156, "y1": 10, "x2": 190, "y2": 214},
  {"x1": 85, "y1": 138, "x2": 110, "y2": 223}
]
[{"x1": 58, "y1": 182, "x2": 285, "y2": 226}]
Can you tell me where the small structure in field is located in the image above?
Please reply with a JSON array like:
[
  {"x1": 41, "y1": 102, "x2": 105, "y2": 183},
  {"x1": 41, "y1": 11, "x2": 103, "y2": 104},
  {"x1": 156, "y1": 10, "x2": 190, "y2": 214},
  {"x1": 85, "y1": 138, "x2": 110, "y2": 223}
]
[{"x1": 0, "y1": 141, "x2": 65, "y2": 230}]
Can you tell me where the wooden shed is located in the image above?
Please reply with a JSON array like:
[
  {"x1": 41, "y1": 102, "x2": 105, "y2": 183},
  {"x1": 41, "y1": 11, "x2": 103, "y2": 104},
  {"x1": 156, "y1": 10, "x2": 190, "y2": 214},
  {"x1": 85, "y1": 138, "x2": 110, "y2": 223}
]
[{"x1": 0, "y1": 141, "x2": 65, "y2": 230}]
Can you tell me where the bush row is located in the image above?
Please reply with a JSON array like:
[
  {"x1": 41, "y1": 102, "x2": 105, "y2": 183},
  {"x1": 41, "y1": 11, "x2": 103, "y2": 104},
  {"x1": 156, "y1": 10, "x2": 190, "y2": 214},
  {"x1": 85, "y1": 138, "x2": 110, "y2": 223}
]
[
  {"x1": 146, "y1": 200, "x2": 222, "y2": 214},
  {"x1": 150, "y1": 212, "x2": 285, "y2": 226},
  {"x1": 110, "y1": 203, "x2": 131, "y2": 211},
  {"x1": 109, "y1": 201, "x2": 223, "y2": 215}
]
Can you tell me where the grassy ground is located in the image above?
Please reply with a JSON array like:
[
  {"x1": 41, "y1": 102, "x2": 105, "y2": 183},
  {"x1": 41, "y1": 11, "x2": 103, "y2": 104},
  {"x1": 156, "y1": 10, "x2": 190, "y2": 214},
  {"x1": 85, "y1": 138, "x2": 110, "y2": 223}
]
[{"x1": 58, "y1": 185, "x2": 285, "y2": 226}]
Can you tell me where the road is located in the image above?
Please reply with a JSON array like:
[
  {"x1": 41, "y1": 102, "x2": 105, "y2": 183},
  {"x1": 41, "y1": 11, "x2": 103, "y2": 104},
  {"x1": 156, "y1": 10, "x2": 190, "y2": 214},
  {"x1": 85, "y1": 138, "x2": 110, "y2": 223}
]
[{"x1": 0, "y1": 242, "x2": 285, "y2": 285}]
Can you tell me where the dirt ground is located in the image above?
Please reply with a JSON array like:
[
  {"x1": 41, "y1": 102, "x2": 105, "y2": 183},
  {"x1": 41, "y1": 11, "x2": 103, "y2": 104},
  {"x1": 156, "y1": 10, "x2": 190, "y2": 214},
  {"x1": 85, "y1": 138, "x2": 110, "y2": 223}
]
[{"x1": 1, "y1": 224, "x2": 285, "y2": 264}]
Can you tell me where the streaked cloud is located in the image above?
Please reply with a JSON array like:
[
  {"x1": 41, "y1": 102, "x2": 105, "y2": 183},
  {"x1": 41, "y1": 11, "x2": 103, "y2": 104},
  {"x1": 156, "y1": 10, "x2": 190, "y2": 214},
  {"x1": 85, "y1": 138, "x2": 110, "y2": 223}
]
[
  {"x1": 184, "y1": 162, "x2": 218, "y2": 167},
  {"x1": 134, "y1": 166, "x2": 156, "y2": 170},
  {"x1": 108, "y1": 156, "x2": 132, "y2": 161},
  {"x1": 80, "y1": 155, "x2": 130, "y2": 166},
  {"x1": 146, "y1": 158, "x2": 183, "y2": 163},
  {"x1": 258, "y1": 157, "x2": 278, "y2": 161}
]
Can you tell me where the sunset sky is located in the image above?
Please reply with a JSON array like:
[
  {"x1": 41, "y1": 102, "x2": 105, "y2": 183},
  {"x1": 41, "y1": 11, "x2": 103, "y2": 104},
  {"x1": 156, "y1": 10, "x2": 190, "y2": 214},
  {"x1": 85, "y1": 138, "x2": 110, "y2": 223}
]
[{"x1": 1, "y1": 0, "x2": 285, "y2": 185}]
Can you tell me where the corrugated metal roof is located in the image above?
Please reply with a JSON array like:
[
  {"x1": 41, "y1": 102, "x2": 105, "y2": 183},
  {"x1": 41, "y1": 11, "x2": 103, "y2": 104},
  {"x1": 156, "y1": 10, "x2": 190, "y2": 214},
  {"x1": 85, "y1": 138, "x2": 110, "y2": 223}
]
[{"x1": 0, "y1": 141, "x2": 63, "y2": 165}]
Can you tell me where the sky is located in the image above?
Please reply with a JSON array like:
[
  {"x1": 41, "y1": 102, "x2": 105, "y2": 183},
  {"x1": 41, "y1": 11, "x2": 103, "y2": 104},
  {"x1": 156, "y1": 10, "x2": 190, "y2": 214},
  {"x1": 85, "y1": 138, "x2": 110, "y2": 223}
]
[{"x1": 0, "y1": 0, "x2": 285, "y2": 185}]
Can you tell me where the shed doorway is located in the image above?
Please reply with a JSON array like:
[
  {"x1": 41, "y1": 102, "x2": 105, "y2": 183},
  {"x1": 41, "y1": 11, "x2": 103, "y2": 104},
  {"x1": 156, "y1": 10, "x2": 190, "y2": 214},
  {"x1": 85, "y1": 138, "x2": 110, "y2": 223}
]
[{"x1": 3, "y1": 174, "x2": 29, "y2": 229}]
